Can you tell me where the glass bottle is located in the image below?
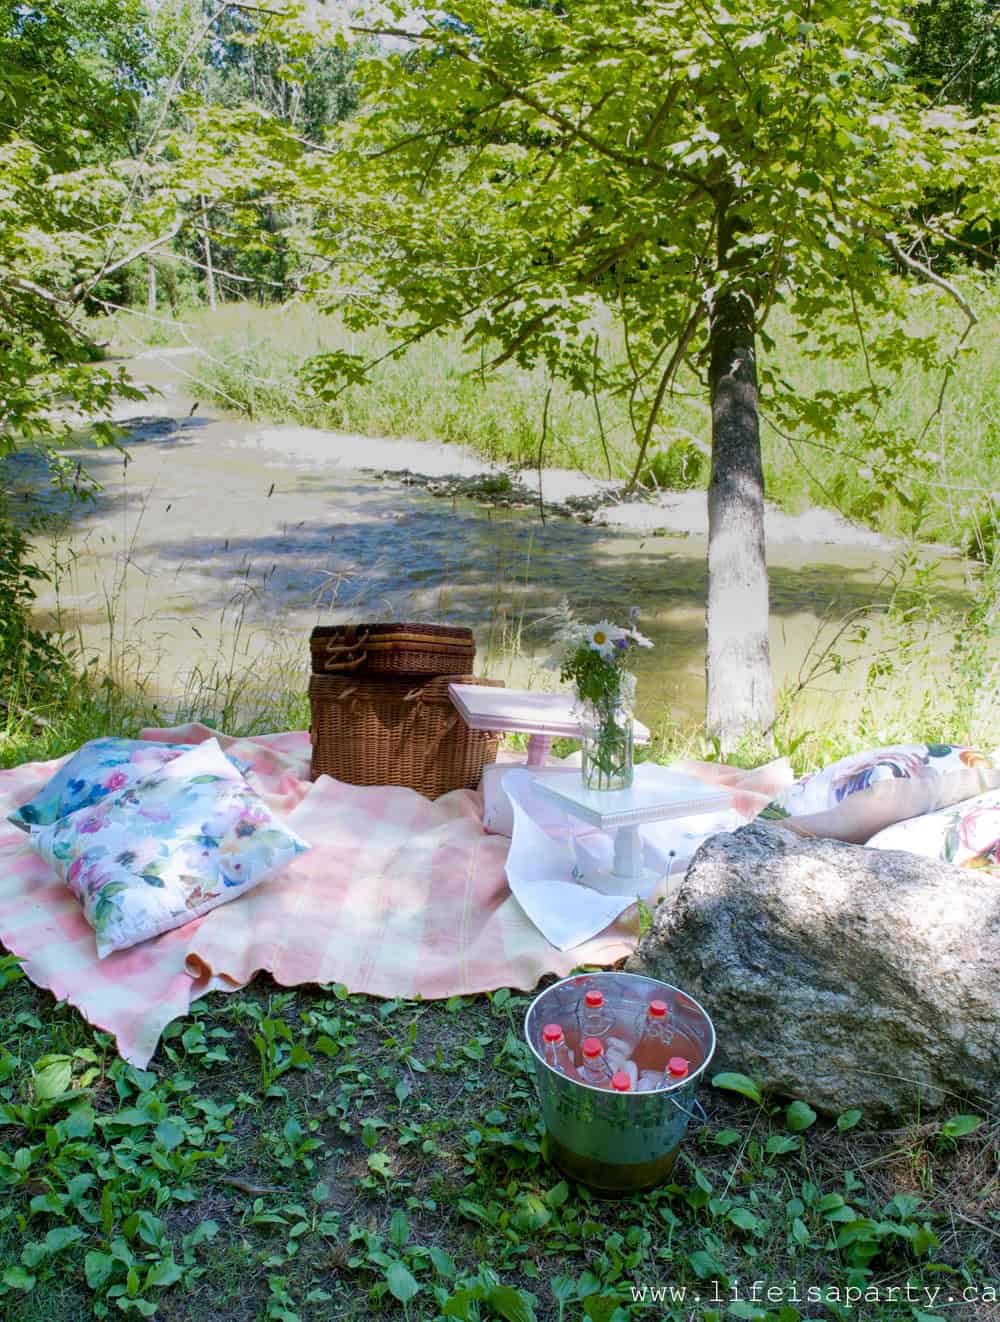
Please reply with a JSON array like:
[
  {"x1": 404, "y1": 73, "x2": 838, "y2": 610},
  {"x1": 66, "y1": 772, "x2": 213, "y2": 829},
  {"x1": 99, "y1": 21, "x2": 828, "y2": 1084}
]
[
  {"x1": 578, "y1": 988, "x2": 615, "y2": 1038},
  {"x1": 579, "y1": 1037, "x2": 612, "y2": 1087},
  {"x1": 610, "y1": 1071, "x2": 632, "y2": 1093},
  {"x1": 540, "y1": 1023, "x2": 576, "y2": 1077},
  {"x1": 635, "y1": 998, "x2": 673, "y2": 1047},
  {"x1": 665, "y1": 1056, "x2": 690, "y2": 1084}
]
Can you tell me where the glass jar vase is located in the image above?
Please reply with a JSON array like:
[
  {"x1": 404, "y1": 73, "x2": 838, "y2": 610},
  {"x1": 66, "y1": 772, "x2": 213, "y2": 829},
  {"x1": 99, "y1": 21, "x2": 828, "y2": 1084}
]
[{"x1": 580, "y1": 711, "x2": 634, "y2": 791}]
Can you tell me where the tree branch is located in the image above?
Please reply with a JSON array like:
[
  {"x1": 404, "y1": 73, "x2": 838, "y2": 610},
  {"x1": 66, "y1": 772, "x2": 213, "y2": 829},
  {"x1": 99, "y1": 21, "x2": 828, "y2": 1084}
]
[
  {"x1": 873, "y1": 228, "x2": 979, "y2": 327},
  {"x1": 624, "y1": 300, "x2": 707, "y2": 494}
]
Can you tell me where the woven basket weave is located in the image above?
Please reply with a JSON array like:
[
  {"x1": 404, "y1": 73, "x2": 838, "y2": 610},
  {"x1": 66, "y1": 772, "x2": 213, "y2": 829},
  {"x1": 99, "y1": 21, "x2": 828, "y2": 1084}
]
[
  {"x1": 310, "y1": 623, "x2": 475, "y2": 677},
  {"x1": 309, "y1": 672, "x2": 502, "y2": 797}
]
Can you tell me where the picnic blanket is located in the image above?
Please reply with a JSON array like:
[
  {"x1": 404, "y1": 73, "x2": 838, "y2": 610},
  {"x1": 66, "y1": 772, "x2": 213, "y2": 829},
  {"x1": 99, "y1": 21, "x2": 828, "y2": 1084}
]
[{"x1": 0, "y1": 724, "x2": 791, "y2": 1068}]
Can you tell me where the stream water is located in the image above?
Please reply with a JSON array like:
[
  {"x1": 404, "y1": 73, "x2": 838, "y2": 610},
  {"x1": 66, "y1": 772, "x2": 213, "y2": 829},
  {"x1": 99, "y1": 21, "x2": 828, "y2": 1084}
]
[{"x1": 8, "y1": 352, "x2": 972, "y2": 730}]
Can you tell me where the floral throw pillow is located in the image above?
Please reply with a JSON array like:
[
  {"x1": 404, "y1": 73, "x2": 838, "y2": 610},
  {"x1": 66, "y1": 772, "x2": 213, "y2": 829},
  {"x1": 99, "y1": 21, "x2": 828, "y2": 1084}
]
[
  {"x1": 8, "y1": 737, "x2": 251, "y2": 832},
  {"x1": 866, "y1": 789, "x2": 1000, "y2": 872},
  {"x1": 757, "y1": 743, "x2": 1000, "y2": 844},
  {"x1": 31, "y1": 739, "x2": 309, "y2": 957}
]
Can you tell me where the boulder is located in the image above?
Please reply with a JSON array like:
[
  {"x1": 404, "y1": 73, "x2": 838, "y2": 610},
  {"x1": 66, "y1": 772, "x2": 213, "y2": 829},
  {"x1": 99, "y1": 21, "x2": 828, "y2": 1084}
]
[{"x1": 627, "y1": 822, "x2": 1000, "y2": 1120}]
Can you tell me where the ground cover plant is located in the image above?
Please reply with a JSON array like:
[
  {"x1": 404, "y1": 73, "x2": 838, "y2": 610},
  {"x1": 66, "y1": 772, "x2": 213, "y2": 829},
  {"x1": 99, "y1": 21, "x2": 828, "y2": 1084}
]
[{"x1": 0, "y1": 958, "x2": 998, "y2": 1322}]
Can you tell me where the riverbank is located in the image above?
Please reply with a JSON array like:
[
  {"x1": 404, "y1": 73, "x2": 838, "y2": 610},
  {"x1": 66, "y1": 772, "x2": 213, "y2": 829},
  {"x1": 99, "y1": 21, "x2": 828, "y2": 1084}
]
[{"x1": 97, "y1": 292, "x2": 1000, "y2": 554}]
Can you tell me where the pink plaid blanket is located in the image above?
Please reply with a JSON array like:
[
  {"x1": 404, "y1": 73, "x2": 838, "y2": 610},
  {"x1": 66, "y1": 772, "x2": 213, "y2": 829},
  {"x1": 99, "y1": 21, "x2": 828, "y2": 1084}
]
[{"x1": 0, "y1": 725, "x2": 790, "y2": 1067}]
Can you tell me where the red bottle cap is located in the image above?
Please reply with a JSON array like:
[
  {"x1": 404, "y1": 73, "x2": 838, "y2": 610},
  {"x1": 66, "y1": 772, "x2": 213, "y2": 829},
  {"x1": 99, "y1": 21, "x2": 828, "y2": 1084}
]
[
  {"x1": 668, "y1": 1056, "x2": 690, "y2": 1077},
  {"x1": 611, "y1": 1071, "x2": 632, "y2": 1092},
  {"x1": 584, "y1": 989, "x2": 604, "y2": 1008},
  {"x1": 542, "y1": 1023, "x2": 564, "y2": 1044},
  {"x1": 581, "y1": 1037, "x2": 603, "y2": 1058},
  {"x1": 648, "y1": 999, "x2": 668, "y2": 1019}
]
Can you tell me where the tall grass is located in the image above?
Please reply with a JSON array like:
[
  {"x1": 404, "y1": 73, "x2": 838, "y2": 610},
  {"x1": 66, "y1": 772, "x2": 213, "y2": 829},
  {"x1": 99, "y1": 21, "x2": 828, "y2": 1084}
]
[{"x1": 103, "y1": 281, "x2": 1000, "y2": 547}]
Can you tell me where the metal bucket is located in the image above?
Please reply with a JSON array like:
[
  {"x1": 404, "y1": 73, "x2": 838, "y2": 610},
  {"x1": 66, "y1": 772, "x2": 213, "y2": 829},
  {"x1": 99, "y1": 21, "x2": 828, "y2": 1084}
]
[{"x1": 524, "y1": 971, "x2": 715, "y2": 1194}]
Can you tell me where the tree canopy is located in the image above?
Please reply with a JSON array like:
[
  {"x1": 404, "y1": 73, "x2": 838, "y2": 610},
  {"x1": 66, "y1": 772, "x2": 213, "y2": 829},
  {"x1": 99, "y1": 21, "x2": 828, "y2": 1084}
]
[{"x1": 302, "y1": 0, "x2": 1000, "y2": 743}]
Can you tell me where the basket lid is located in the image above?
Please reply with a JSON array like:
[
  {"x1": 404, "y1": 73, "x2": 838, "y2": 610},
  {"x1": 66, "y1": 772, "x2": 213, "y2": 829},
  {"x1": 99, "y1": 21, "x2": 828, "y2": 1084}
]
[{"x1": 310, "y1": 623, "x2": 474, "y2": 646}]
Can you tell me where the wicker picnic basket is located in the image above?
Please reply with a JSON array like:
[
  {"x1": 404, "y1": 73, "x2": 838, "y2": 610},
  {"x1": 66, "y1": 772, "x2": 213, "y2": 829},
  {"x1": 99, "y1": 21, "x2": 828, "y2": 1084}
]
[
  {"x1": 310, "y1": 623, "x2": 475, "y2": 678},
  {"x1": 308, "y1": 672, "x2": 502, "y2": 797}
]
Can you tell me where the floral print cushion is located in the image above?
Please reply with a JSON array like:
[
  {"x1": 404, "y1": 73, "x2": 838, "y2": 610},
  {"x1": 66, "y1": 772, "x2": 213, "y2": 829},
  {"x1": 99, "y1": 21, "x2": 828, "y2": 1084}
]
[
  {"x1": 866, "y1": 788, "x2": 1000, "y2": 872},
  {"x1": 757, "y1": 743, "x2": 1000, "y2": 844},
  {"x1": 8, "y1": 737, "x2": 250, "y2": 832},
  {"x1": 31, "y1": 740, "x2": 309, "y2": 958}
]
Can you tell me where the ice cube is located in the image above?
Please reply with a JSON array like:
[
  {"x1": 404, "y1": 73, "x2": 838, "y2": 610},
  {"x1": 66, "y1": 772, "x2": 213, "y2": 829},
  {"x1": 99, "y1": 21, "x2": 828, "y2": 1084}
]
[{"x1": 605, "y1": 1035, "x2": 631, "y2": 1070}]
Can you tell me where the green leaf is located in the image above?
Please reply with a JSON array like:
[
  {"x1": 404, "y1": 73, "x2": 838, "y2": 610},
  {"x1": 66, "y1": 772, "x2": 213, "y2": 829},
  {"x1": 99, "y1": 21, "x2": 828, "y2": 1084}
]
[
  {"x1": 728, "y1": 1206, "x2": 761, "y2": 1232},
  {"x1": 2, "y1": 1266, "x2": 35, "y2": 1292},
  {"x1": 513, "y1": 1193, "x2": 552, "y2": 1232},
  {"x1": 487, "y1": 1284, "x2": 538, "y2": 1322},
  {"x1": 712, "y1": 1072, "x2": 762, "y2": 1104},
  {"x1": 154, "y1": 1119, "x2": 184, "y2": 1151},
  {"x1": 145, "y1": 1257, "x2": 183, "y2": 1289},
  {"x1": 428, "y1": 1246, "x2": 456, "y2": 1280},
  {"x1": 687, "y1": 1250, "x2": 721, "y2": 1279},
  {"x1": 785, "y1": 1100, "x2": 817, "y2": 1132},
  {"x1": 32, "y1": 1054, "x2": 73, "y2": 1101},
  {"x1": 765, "y1": 1134, "x2": 800, "y2": 1154},
  {"x1": 941, "y1": 1114, "x2": 982, "y2": 1138},
  {"x1": 713, "y1": 1128, "x2": 741, "y2": 1146},
  {"x1": 545, "y1": 1180, "x2": 570, "y2": 1208},
  {"x1": 791, "y1": 1216, "x2": 810, "y2": 1246},
  {"x1": 837, "y1": 1108, "x2": 863, "y2": 1131},
  {"x1": 65, "y1": 1103, "x2": 96, "y2": 1138},
  {"x1": 85, "y1": 1251, "x2": 115, "y2": 1290},
  {"x1": 42, "y1": 1226, "x2": 85, "y2": 1254},
  {"x1": 389, "y1": 1209, "x2": 409, "y2": 1248},
  {"x1": 386, "y1": 1261, "x2": 420, "y2": 1304}
]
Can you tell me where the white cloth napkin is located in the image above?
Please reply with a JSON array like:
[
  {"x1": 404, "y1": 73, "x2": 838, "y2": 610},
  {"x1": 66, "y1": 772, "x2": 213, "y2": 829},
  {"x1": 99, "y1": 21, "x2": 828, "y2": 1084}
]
[{"x1": 502, "y1": 764, "x2": 744, "y2": 951}]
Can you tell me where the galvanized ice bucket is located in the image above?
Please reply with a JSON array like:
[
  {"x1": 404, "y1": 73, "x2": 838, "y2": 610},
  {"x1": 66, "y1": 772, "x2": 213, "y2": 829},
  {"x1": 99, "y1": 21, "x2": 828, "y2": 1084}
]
[{"x1": 525, "y1": 971, "x2": 715, "y2": 1194}]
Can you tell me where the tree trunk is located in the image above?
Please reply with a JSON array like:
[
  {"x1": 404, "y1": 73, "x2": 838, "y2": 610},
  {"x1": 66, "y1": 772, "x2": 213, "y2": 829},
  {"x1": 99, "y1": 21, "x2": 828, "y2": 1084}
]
[
  {"x1": 200, "y1": 196, "x2": 217, "y2": 310},
  {"x1": 146, "y1": 259, "x2": 157, "y2": 314},
  {"x1": 705, "y1": 218, "x2": 774, "y2": 751}
]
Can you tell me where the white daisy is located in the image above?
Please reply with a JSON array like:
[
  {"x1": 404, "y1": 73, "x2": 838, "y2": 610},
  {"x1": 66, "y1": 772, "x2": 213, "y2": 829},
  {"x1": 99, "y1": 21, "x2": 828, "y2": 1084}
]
[
  {"x1": 627, "y1": 627, "x2": 654, "y2": 649},
  {"x1": 587, "y1": 620, "x2": 626, "y2": 657}
]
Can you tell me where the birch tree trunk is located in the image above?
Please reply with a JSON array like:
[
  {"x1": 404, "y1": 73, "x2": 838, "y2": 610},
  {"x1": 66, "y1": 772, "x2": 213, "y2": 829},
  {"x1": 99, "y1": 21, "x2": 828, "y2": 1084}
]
[
  {"x1": 705, "y1": 213, "x2": 775, "y2": 751},
  {"x1": 146, "y1": 259, "x2": 156, "y2": 314}
]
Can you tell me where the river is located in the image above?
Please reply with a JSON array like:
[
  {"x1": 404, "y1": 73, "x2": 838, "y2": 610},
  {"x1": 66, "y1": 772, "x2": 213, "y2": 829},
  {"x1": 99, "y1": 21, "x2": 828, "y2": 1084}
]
[{"x1": 8, "y1": 350, "x2": 973, "y2": 732}]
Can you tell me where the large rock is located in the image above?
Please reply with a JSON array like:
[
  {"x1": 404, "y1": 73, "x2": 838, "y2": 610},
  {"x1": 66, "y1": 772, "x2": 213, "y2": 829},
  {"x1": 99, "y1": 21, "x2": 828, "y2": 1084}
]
[{"x1": 627, "y1": 822, "x2": 1000, "y2": 1119}]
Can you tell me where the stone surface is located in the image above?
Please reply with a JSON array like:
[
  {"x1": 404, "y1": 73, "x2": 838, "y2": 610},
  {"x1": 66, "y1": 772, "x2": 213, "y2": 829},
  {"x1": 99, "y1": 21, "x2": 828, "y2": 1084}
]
[{"x1": 627, "y1": 822, "x2": 1000, "y2": 1119}]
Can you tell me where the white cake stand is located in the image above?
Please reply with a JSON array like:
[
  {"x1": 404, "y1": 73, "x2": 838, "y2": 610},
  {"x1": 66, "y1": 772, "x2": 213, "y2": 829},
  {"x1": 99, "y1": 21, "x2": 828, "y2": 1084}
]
[{"x1": 530, "y1": 768, "x2": 732, "y2": 890}]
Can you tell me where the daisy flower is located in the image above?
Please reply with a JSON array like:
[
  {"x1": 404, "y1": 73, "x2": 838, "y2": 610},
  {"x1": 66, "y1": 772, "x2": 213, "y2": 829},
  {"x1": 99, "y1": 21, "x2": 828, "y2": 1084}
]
[
  {"x1": 627, "y1": 627, "x2": 654, "y2": 648},
  {"x1": 587, "y1": 620, "x2": 626, "y2": 657}
]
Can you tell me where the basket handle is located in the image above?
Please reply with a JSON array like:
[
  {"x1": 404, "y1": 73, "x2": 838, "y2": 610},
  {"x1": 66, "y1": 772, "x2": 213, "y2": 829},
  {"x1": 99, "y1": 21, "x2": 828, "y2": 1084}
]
[
  {"x1": 322, "y1": 651, "x2": 368, "y2": 673},
  {"x1": 324, "y1": 631, "x2": 370, "y2": 653},
  {"x1": 326, "y1": 685, "x2": 359, "y2": 701}
]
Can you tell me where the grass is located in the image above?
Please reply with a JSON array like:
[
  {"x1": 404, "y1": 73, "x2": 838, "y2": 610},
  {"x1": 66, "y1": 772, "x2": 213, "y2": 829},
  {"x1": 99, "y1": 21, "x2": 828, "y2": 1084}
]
[
  {"x1": 98, "y1": 277, "x2": 1000, "y2": 551},
  {"x1": 1, "y1": 961, "x2": 997, "y2": 1322}
]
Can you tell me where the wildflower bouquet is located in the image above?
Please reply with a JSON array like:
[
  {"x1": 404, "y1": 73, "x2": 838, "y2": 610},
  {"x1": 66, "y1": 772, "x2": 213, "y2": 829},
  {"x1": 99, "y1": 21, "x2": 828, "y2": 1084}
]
[{"x1": 551, "y1": 606, "x2": 653, "y2": 790}]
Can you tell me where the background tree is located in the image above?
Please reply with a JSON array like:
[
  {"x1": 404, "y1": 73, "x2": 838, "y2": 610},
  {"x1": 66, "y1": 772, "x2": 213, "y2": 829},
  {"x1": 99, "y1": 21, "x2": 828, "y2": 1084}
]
[
  {"x1": 0, "y1": 0, "x2": 335, "y2": 452},
  {"x1": 303, "y1": 0, "x2": 1000, "y2": 748},
  {"x1": 907, "y1": 0, "x2": 1000, "y2": 114}
]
